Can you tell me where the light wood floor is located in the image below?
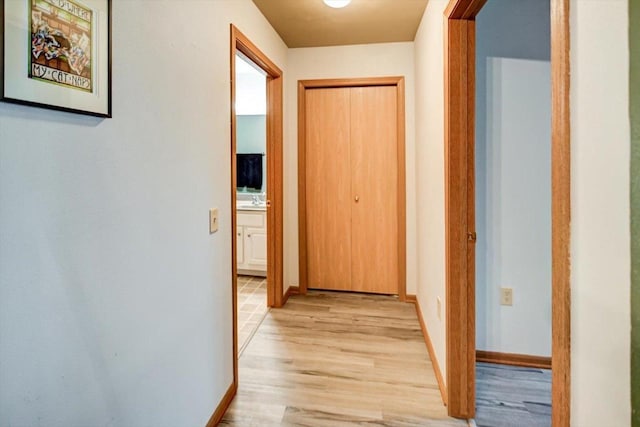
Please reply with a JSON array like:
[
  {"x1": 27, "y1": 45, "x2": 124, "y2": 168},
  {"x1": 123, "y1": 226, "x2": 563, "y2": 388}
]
[{"x1": 221, "y1": 291, "x2": 467, "y2": 426}]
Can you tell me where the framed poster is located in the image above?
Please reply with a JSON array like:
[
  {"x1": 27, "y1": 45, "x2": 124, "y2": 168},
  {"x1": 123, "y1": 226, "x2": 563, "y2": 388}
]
[{"x1": 1, "y1": 0, "x2": 112, "y2": 117}]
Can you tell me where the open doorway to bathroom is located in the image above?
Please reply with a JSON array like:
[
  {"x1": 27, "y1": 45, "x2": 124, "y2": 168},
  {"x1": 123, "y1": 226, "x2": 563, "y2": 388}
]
[
  {"x1": 234, "y1": 52, "x2": 269, "y2": 355},
  {"x1": 230, "y1": 26, "x2": 284, "y2": 390}
]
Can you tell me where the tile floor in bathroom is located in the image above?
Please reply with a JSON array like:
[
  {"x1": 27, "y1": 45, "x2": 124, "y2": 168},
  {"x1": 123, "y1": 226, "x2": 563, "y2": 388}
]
[{"x1": 237, "y1": 275, "x2": 268, "y2": 354}]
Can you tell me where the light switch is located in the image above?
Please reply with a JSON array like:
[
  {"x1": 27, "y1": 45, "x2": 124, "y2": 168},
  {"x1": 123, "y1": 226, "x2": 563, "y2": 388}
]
[{"x1": 209, "y1": 208, "x2": 219, "y2": 234}]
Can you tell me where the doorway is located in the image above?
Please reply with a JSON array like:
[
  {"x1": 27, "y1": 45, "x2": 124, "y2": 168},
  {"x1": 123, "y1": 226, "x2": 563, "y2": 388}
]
[
  {"x1": 230, "y1": 25, "x2": 284, "y2": 389},
  {"x1": 297, "y1": 77, "x2": 407, "y2": 299},
  {"x1": 473, "y1": 1, "x2": 552, "y2": 426},
  {"x1": 234, "y1": 52, "x2": 269, "y2": 355},
  {"x1": 443, "y1": 0, "x2": 570, "y2": 425}
]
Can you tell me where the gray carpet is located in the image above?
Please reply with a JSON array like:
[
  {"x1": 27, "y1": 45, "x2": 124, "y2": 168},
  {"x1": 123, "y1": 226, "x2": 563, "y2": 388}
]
[{"x1": 475, "y1": 362, "x2": 551, "y2": 427}]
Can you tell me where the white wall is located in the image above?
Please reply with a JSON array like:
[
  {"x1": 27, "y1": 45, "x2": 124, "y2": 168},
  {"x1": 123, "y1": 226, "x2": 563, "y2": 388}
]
[
  {"x1": 283, "y1": 43, "x2": 417, "y2": 294},
  {"x1": 475, "y1": 0, "x2": 552, "y2": 357},
  {"x1": 570, "y1": 0, "x2": 631, "y2": 425},
  {"x1": 476, "y1": 58, "x2": 551, "y2": 356},
  {"x1": 0, "y1": 1, "x2": 287, "y2": 426},
  {"x1": 414, "y1": 0, "x2": 448, "y2": 379}
]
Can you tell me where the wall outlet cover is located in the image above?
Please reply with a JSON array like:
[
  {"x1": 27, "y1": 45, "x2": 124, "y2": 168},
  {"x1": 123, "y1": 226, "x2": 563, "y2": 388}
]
[{"x1": 500, "y1": 287, "x2": 513, "y2": 306}]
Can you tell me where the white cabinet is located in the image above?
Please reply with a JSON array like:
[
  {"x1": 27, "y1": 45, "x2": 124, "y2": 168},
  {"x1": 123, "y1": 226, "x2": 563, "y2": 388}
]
[
  {"x1": 237, "y1": 210, "x2": 267, "y2": 276},
  {"x1": 236, "y1": 227, "x2": 244, "y2": 264},
  {"x1": 245, "y1": 227, "x2": 267, "y2": 266}
]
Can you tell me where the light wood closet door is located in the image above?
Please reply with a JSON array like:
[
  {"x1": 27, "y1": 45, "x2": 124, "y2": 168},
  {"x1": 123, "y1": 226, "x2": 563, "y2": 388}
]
[
  {"x1": 305, "y1": 88, "x2": 352, "y2": 290},
  {"x1": 304, "y1": 85, "x2": 399, "y2": 295},
  {"x1": 350, "y1": 86, "x2": 398, "y2": 294}
]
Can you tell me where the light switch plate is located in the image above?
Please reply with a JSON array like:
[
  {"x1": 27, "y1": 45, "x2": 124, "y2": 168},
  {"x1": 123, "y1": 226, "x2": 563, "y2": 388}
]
[{"x1": 209, "y1": 208, "x2": 219, "y2": 234}]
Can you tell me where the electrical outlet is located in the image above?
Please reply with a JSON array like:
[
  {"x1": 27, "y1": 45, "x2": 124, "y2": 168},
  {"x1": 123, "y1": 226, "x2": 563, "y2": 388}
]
[
  {"x1": 500, "y1": 288, "x2": 513, "y2": 306},
  {"x1": 209, "y1": 208, "x2": 219, "y2": 234},
  {"x1": 437, "y1": 297, "x2": 442, "y2": 320}
]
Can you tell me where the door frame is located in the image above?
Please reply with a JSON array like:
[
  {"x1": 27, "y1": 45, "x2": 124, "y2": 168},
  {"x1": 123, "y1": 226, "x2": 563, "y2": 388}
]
[
  {"x1": 443, "y1": 0, "x2": 571, "y2": 425},
  {"x1": 297, "y1": 77, "x2": 407, "y2": 300},
  {"x1": 230, "y1": 25, "x2": 284, "y2": 389}
]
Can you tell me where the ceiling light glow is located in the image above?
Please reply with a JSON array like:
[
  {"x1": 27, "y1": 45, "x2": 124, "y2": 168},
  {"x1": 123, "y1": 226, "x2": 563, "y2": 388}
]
[{"x1": 323, "y1": 0, "x2": 351, "y2": 8}]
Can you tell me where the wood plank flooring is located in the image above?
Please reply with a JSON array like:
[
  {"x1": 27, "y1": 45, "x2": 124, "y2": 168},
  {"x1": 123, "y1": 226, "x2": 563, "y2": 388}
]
[
  {"x1": 475, "y1": 362, "x2": 551, "y2": 427},
  {"x1": 221, "y1": 291, "x2": 467, "y2": 426}
]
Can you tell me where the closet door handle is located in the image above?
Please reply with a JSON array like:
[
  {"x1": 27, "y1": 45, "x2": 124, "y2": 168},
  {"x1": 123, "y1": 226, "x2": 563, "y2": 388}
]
[{"x1": 354, "y1": 196, "x2": 360, "y2": 203}]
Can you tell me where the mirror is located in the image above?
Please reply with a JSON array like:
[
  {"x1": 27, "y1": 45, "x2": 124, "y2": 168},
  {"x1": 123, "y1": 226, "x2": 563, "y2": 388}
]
[{"x1": 235, "y1": 53, "x2": 266, "y2": 195}]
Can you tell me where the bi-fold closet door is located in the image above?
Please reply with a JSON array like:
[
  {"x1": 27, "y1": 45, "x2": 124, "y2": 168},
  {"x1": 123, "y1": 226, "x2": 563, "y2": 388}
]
[{"x1": 305, "y1": 85, "x2": 399, "y2": 295}]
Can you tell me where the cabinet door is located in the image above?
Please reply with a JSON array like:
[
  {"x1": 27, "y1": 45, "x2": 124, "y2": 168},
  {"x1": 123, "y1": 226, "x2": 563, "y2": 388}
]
[
  {"x1": 350, "y1": 86, "x2": 399, "y2": 294},
  {"x1": 305, "y1": 88, "x2": 352, "y2": 290},
  {"x1": 236, "y1": 227, "x2": 244, "y2": 265},
  {"x1": 244, "y1": 227, "x2": 267, "y2": 269}
]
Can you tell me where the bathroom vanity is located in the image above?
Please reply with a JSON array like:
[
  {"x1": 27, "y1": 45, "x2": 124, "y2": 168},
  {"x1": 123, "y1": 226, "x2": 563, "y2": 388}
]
[{"x1": 236, "y1": 204, "x2": 267, "y2": 277}]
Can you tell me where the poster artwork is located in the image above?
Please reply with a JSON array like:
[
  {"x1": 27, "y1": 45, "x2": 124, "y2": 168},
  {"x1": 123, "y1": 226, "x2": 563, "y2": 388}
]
[{"x1": 30, "y1": 0, "x2": 93, "y2": 92}]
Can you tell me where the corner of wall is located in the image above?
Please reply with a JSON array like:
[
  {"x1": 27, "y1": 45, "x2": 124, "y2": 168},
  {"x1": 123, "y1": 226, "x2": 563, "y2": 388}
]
[
  {"x1": 630, "y1": 0, "x2": 640, "y2": 424},
  {"x1": 570, "y1": 0, "x2": 632, "y2": 424},
  {"x1": 413, "y1": 0, "x2": 449, "y2": 383}
]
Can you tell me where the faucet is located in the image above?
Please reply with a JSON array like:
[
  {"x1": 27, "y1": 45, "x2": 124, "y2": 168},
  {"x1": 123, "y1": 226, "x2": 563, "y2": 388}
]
[{"x1": 251, "y1": 192, "x2": 266, "y2": 206}]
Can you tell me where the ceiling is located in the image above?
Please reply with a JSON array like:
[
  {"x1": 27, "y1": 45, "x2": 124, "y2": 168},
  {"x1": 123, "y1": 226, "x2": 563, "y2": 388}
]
[{"x1": 251, "y1": 0, "x2": 429, "y2": 48}]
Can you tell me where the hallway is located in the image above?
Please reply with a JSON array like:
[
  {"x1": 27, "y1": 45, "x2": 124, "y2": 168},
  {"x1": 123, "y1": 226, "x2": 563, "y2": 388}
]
[{"x1": 221, "y1": 291, "x2": 466, "y2": 426}]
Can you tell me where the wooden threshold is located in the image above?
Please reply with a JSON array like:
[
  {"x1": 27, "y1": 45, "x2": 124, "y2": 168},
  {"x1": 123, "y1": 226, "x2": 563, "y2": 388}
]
[{"x1": 476, "y1": 350, "x2": 552, "y2": 369}]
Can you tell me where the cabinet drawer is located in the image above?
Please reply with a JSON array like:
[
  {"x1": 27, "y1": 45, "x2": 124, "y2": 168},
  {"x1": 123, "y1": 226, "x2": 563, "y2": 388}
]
[{"x1": 237, "y1": 212, "x2": 264, "y2": 228}]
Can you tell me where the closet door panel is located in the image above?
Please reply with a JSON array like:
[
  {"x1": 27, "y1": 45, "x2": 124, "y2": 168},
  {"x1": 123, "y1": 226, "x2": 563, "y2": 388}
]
[
  {"x1": 305, "y1": 88, "x2": 352, "y2": 290},
  {"x1": 350, "y1": 86, "x2": 399, "y2": 294}
]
